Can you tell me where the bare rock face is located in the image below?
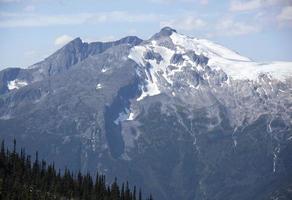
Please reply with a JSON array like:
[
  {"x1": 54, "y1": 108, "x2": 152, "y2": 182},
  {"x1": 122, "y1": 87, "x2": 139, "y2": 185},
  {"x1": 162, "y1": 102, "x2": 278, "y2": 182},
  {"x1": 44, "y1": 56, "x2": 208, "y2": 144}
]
[{"x1": 0, "y1": 28, "x2": 292, "y2": 200}]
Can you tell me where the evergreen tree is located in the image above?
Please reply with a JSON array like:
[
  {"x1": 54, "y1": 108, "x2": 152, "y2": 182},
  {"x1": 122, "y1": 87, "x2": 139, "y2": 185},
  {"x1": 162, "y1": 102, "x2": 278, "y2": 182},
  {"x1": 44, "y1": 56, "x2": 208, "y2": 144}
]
[
  {"x1": 0, "y1": 139, "x2": 154, "y2": 200},
  {"x1": 139, "y1": 189, "x2": 142, "y2": 200}
]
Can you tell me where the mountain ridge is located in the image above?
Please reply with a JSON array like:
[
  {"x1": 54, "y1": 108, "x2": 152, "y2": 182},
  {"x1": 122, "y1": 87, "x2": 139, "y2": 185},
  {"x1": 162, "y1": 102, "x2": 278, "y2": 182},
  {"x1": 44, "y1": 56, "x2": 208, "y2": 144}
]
[{"x1": 0, "y1": 27, "x2": 291, "y2": 200}]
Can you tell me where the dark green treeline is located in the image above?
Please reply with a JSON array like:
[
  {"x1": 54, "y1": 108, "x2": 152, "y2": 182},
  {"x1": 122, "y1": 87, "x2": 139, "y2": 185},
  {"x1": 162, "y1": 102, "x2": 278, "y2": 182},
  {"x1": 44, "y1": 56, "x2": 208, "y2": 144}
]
[{"x1": 0, "y1": 140, "x2": 153, "y2": 200}]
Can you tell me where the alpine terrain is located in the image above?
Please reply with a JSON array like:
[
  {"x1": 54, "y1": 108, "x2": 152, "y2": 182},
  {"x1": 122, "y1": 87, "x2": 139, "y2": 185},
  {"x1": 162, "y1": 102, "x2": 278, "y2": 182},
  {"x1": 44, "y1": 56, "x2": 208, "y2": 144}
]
[{"x1": 0, "y1": 27, "x2": 292, "y2": 200}]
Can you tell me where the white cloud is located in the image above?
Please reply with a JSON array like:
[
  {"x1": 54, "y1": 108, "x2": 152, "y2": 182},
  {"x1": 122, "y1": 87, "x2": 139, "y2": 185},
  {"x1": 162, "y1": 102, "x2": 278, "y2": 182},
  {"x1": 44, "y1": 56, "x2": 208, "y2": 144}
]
[
  {"x1": 161, "y1": 16, "x2": 206, "y2": 31},
  {"x1": 230, "y1": 0, "x2": 289, "y2": 12},
  {"x1": 199, "y1": 0, "x2": 208, "y2": 5},
  {"x1": 54, "y1": 35, "x2": 73, "y2": 46},
  {"x1": 216, "y1": 18, "x2": 261, "y2": 36},
  {"x1": 0, "y1": 11, "x2": 161, "y2": 28},
  {"x1": 0, "y1": 13, "x2": 86, "y2": 27},
  {"x1": 86, "y1": 11, "x2": 160, "y2": 23},
  {"x1": 23, "y1": 5, "x2": 35, "y2": 12},
  {"x1": 149, "y1": 0, "x2": 208, "y2": 4},
  {"x1": 0, "y1": 0, "x2": 21, "y2": 2},
  {"x1": 0, "y1": 0, "x2": 45, "y2": 3},
  {"x1": 230, "y1": 0, "x2": 262, "y2": 11},
  {"x1": 277, "y1": 6, "x2": 292, "y2": 22}
]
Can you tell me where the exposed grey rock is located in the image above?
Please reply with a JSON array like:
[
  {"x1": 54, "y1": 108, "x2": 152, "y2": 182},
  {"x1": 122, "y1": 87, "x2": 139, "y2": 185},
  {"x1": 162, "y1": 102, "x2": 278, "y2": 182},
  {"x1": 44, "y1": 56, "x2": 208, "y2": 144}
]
[
  {"x1": 144, "y1": 50, "x2": 163, "y2": 64},
  {"x1": 170, "y1": 53, "x2": 184, "y2": 65},
  {"x1": 186, "y1": 51, "x2": 209, "y2": 66},
  {"x1": 0, "y1": 27, "x2": 291, "y2": 200}
]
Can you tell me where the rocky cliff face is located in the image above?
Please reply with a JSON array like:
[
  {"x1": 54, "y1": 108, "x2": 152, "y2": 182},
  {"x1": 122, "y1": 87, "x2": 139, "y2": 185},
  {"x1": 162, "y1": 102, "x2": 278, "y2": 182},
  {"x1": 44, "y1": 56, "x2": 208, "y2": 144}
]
[{"x1": 0, "y1": 27, "x2": 291, "y2": 200}]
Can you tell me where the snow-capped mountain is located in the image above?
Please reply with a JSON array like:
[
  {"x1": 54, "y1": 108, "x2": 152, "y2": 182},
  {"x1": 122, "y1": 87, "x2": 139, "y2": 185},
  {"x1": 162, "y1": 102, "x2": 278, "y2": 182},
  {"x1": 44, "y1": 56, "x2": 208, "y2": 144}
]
[
  {"x1": 0, "y1": 27, "x2": 291, "y2": 200},
  {"x1": 130, "y1": 27, "x2": 291, "y2": 99},
  {"x1": 127, "y1": 27, "x2": 292, "y2": 132}
]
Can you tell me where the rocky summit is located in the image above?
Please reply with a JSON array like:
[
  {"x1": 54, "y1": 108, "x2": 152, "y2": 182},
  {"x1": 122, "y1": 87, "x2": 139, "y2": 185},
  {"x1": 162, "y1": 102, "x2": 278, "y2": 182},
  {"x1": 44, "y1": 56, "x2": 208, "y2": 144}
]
[{"x1": 0, "y1": 27, "x2": 292, "y2": 200}]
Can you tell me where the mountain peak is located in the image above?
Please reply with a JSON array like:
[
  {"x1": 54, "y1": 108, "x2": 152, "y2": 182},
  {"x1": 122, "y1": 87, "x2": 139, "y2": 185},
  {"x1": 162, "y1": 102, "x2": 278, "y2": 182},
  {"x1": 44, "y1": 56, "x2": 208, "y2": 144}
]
[
  {"x1": 64, "y1": 37, "x2": 83, "y2": 48},
  {"x1": 72, "y1": 37, "x2": 82, "y2": 43},
  {"x1": 159, "y1": 26, "x2": 177, "y2": 36},
  {"x1": 115, "y1": 36, "x2": 143, "y2": 46},
  {"x1": 150, "y1": 27, "x2": 177, "y2": 40}
]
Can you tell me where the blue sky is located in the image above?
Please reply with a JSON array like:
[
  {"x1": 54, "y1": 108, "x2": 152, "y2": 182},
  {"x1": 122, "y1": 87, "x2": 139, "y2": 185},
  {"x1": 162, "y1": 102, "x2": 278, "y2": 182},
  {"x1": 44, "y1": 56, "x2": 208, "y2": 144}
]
[{"x1": 0, "y1": 0, "x2": 292, "y2": 70}]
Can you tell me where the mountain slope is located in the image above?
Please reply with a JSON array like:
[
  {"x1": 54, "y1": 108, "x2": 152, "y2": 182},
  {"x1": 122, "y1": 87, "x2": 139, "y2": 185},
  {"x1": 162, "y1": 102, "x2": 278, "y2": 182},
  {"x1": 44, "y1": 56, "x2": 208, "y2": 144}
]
[
  {"x1": 0, "y1": 27, "x2": 291, "y2": 200},
  {"x1": 0, "y1": 36, "x2": 142, "y2": 95}
]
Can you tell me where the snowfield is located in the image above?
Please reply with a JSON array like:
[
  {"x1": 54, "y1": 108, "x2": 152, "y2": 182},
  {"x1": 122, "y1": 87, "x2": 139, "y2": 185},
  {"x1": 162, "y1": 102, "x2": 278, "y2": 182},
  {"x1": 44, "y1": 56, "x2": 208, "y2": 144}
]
[{"x1": 129, "y1": 30, "x2": 292, "y2": 101}]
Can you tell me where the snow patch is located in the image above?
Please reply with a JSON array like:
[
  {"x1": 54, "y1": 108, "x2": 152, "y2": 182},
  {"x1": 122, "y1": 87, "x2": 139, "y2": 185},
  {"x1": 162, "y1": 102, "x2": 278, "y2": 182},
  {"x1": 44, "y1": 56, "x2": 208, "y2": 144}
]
[
  {"x1": 232, "y1": 127, "x2": 238, "y2": 148},
  {"x1": 8, "y1": 79, "x2": 28, "y2": 90},
  {"x1": 273, "y1": 146, "x2": 281, "y2": 173},
  {"x1": 121, "y1": 153, "x2": 132, "y2": 161},
  {"x1": 62, "y1": 136, "x2": 71, "y2": 144},
  {"x1": 170, "y1": 32, "x2": 250, "y2": 62},
  {"x1": 268, "y1": 120, "x2": 272, "y2": 133},
  {"x1": 114, "y1": 108, "x2": 135, "y2": 124},
  {"x1": 170, "y1": 32, "x2": 292, "y2": 81},
  {"x1": 136, "y1": 83, "x2": 161, "y2": 101},
  {"x1": 101, "y1": 68, "x2": 108, "y2": 73},
  {"x1": 127, "y1": 112, "x2": 135, "y2": 121},
  {"x1": 129, "y1": 46, "x2": 161, "y2": 101},
  {"x1": 114, "y1": 111, "x2": 129, "y2": 125},
  {"x1": 96, "y1": 83, "x2": 102, "y2": 90}
]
